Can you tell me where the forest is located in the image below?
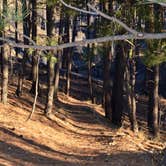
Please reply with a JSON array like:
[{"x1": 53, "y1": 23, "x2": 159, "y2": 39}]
[{"x1": 0, "y1": 0, "x2": 166, "y2": 165}]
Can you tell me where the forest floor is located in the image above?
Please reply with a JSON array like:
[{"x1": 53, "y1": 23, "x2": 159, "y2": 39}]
[{"x1": 0, "y1": 80, "x2": 166, "y2": 166}]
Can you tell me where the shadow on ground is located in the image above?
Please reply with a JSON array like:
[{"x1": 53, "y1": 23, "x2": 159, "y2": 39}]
[{"x1": 0, "y1": 127, "x2": 158, "y2": 166}]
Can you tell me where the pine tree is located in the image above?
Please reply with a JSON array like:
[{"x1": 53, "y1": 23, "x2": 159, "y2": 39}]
[
  {"x1": 1, "y1": 0, "x2": 9, "y2": 104},
  {"x1": 30, "y1": 0, "x2": 39, "y2": 94},
  {"x1": 15, "y1": 0, "x2": 31, "y2": 96}
]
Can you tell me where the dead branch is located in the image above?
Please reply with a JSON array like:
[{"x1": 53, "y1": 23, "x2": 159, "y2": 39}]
[
  {"x1": 27, "y1": 55, "x2": 40, "y2": 120},
  {"x1": 1, "y1": 33, "x2": 166, "y2": 51}
]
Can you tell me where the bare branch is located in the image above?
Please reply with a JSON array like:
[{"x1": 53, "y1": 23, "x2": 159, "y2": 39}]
[
  {"x1": 1, "y1": 33, "x2": 166, "y2": 51},
  {"x1": 87, "y1": 3, "x2": 139, "y2": 35},
  {"x1": 2, "y1": 13, "x2": 37, "y2": 46},
  {"x1": 27, "y1": 55, "x2": 39, "y2": 120},
  {"x1": 59, "y1": 0, "x2": 139, "y2": 35},
  {"x1": 9, "y1": 20, "x2": 36, "y2": 46},
  {"x1": 146, "y1": 0, "x2": 166, "y2": 7},
  {"x1": 59, "y1": 0, "x2": 97, "y2": 15}
]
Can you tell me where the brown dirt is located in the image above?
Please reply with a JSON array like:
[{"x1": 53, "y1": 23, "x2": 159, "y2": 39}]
[{"x1": 0, "y1": 81, "x2": 165, "y2": 166}]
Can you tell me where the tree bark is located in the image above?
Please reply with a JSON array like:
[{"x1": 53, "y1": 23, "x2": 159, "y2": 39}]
[
  {"x1": 54, "y1": 52, "x2": 61, "y2": 98},
  {"x1": 125, "y1": 58, "x2": 138, "y2": 132},
  {"x1": 1, "y1": 0, "x2": 8, "y2": 104},
  {"x1": 15, "y1": 0, "x2": 18, "y2": 57},
  {"x1": 30, "y1": 51, "x2": 39, "y2": 94},
  {"x1": 64, "y1": 15, "x2": 70, "y2": 96},
  {"x1": 147, "y1": 4, "x2": 161, "y2": 137},
  {"x1": 130, "y1": 59, "x2": 138, "y2": 132},
  {"x1": 103, "y1": 46, "x2": 112, "y2": 120},
  {"x1": 66, "y1": 15, "x2": 78, "y2": 96},
  {"x1": 45, "y1": 1, "x2": 56, "y2": 115},
  {"x1": 30, "y1": 0, "x2": 39, "y2": 94},
  {"x1": 111, "y1": 43, "x2": 126, "y2": 127},
  {"x1": 45, "y1": 56, "x2": 56, "y2": 115},
  {"x1": 66, "y1": 48, "x2": 72, "y2": 96},
  {"x1": 15, "y1": 0, "x2": 31, "y2": 96},
  {"x1": 54, "y1": 11, "x2": 64, "y2": 98},
  {"x1": 1, "y1": 44, "x2": 9, "y2": 104},
  {"x1": 88, "y1": 57, "x2": 94, "y2": 103},
  {"x1": 87, "y1": 3, "x2": 95, "y2": 103},
  {"x1": 148, "y1": 66, "x2": 159, "y2": 137}
]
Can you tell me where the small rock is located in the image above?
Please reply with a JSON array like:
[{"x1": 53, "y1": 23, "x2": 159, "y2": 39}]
[
  {"x1": 109, "y1": 142, "x2": 116, "y2": 146},
  {"x1": 10, "y1": 127, "x2": 15, "y2": 131},
  {"x1": 104, "y1": 158, "x2": 109, "y2": 162},
  {"x1": 19, "y1": 134, "x2": 23, "y2": 138}
]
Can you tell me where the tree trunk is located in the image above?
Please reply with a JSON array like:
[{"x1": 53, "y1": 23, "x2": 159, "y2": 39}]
[
  {"x1": 30, "y1": 51, "x2": 39, "y2": 94},
  {"x1": 1, "y1": 44, "x2": 9, "y2": 104},
  {"x1": 54, "y1": 11, "x2": 64, "y2": 99},
  {"x1": 30, "y1": 0, "x2": 39, "y2": 94},
  {"x1": 45, "y1": 1, "x2": 56, "y2": 115},
  {"x1": 111, "y1": 43, "x2": 126, "y2": 127},
  {"x1": 16, "y1": 65, "x2": 23, "y2": 97},
  {"x1": 64, "y1": 15, "x2": 71, "y2": 96},
  {"x1": 66, "y1": 15, "x2": 78, "y2": 96},
  {"x1": 130, "y1": 59, "x2": 138, "y2": 132},
  {"x1": 126, "y1": 58, "x2": 138, "y2": 132},
  {"x1": 15, "y1": 0, "x2": 31, "y2": 96},
  {"x1": 45, "y1": 56, "x2": 56, "y2": 115},
  {"x1": 1, "y1": 0, "x2": 8, "y2": 104},
  {"x1": 15, "y1": 0, "x2": 18, "y2": 57},
  {"x1": 147, "y1": 4, "x2": 161, "y2": 137},
  {"x1": 87, "y1": 4, "x2": 95, "y2": 103},
  {"x1": 0, "y1": 1, "x2": 2, "y2": 73},
  {"x1": 66, "y1": 49, "x2": 72, "y2": 96},
  {"x1": 148, "y1": 66, "x2": 159, "y2": 137},
  {"x1": 88, "y1": 57, "x2": 95, "y2": 103},
  {"x1": 103, "y1": 45, "x2": 112, "y2": 120},
  {"x1": 54, "y1": 52, "x2": 60, "y2": 98}
]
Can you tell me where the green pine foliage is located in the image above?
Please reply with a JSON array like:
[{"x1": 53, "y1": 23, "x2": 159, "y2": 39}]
[
  {"x1": 142, "y1": 40, "x2": 166, "y2": 67},
  {"x1": 0, "y1": 2, "x2": 29, "y2": 32}
]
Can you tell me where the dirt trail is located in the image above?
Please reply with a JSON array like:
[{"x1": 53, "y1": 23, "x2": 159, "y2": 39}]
[{"x1": 0, "y1": 83, "x2": 165, "y2": 166}]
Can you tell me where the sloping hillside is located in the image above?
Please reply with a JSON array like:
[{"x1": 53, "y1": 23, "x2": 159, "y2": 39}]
[{"x1": 0, "y1": 82, "x2": 165, "y2": 166}]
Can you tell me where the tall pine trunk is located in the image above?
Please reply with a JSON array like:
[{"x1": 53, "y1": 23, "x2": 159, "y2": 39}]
[
  {"x1": 30, "y1": 0, "x2": 39, "y2": 94},
  {"x1": 0, "y1": 2, "x2": 2, "y2": 74},
  {"x1": 1, "y1": 44, "x2": 9, "y2": 104},
  {"x1": 16, "y1": 0, "x2": 31, "y2": 96},
  {"x1": 45, "y1": 1, "x2": 56, "y2": 115},
  {"x1": 111, "y1": 43, "x2": 126, "y2": 127},
  {"x1": 103, "y1": 45, "x2": 112, "y2": 120},
  {"x1": 15, "y1": 0, "x2": 18, "y2": 57},
  {"x1": 54, "y1": 53, "x2": 60, "y2": 98},
  {"x1": 66, "y1": 48, "x2": 72, "y2": 96},
  {"x1": 87, "y1": 3, "x2": 95, "y2": 103},
  {"x1": 54, "y1": 11, "x2": 64, "y2": 98},
  {"x1": 126, "y1": 57, "x2": 138, "y2": 132},
  {"x1": 45, "y1": 55, "x2": 56, "y2": 115},
  {"x1": 1, "y1": 0, "x2": 8, "y2": 104},
  {"x1": 65, "y1": 16, "x2": 71, "y2": 96},
  {"x1": 148, "y1": 66, "x2": 159, "y2": 136},
  {"x1": 66, "y1": 16, "x2": 77, "y2": 96},
  {"x1": 130, "y1": 58, "x2": 138, "y2": 132},
  {"x1": 88, "y1": 57, "x2": 94, "y2": 103},
  {"x1": 147, "y1": 4, "x2": 162, "y2": 137}
]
